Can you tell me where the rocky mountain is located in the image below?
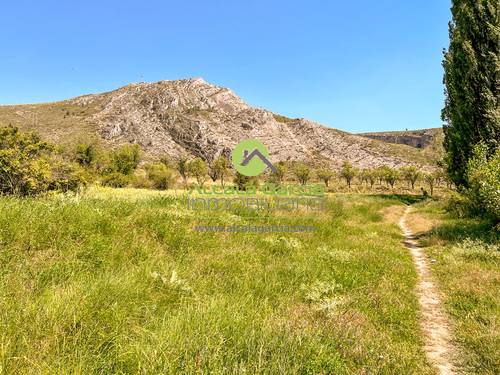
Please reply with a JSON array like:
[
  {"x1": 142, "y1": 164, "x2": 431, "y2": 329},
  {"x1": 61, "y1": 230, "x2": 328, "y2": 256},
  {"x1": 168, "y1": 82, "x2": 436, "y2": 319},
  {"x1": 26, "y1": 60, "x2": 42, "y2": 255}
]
[
  {"x1": 0, "y1": 78, "x2": 436, "y2": 169},
  {"x1": 359, "y1": 128, "x2": 443, "y2": 149}
]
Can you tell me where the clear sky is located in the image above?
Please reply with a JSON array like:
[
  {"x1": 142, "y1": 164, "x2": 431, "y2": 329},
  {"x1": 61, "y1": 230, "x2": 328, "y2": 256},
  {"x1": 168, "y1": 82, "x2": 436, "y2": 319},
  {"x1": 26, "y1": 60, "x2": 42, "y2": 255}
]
[{"x1": 0, "y1": 0, "x2": 451, "y2": 133}]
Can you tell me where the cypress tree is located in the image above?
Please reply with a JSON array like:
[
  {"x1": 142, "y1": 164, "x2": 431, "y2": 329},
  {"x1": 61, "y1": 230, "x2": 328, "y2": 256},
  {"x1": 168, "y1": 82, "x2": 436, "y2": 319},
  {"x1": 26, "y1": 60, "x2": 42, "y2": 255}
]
[{"x1": 442, "y1": 0, "x2": 500, "y2": 186}]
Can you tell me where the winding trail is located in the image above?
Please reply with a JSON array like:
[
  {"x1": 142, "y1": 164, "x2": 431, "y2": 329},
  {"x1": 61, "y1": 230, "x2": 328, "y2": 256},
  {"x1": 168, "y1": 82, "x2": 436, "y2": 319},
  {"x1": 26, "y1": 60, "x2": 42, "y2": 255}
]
[{"x1": 399, "y1": 206, "x2": 456, "y2": 375}]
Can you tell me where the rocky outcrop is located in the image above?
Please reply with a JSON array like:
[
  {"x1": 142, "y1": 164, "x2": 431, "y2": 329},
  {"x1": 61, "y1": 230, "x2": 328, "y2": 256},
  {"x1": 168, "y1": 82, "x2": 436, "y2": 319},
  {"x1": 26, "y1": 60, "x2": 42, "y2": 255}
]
[
  {"x1": 60, "y1": 78, "x2": 425, "y2": 169},
  {"x1": 359, "y1": 128, "x2": 442, "y2": 149}
]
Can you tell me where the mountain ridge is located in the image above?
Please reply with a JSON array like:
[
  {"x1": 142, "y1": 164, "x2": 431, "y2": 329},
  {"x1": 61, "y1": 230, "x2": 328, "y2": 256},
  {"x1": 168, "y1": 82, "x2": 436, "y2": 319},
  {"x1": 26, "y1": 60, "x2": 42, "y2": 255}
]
[{"x1": 0, "y1": 78, "x2": 437, "y2": 170}]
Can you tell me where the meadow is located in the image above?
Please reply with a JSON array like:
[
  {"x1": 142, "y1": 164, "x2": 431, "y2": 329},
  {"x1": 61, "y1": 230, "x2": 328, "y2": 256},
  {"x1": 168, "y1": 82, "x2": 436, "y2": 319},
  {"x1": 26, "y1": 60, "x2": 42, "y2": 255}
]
[{"x1": 0, "y1": 188, "x2": 434, "y2": 374}]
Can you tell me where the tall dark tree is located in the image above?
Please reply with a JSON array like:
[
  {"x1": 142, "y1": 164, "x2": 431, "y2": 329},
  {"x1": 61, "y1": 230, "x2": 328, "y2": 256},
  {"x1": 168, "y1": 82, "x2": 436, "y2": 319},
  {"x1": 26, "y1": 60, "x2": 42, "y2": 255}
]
[{"x1": 442, "y1": 0, "x2": 500, "y2": 186}]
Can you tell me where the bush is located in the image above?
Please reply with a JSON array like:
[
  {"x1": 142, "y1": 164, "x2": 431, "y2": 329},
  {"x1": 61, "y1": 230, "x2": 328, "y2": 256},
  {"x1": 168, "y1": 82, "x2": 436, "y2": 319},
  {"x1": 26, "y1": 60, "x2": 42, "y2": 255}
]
[
  {"x1": 110, "y1": 144, "x2": 141, "y2": 175},
  {"x1": 73, "y1": 136, "x2": 109, "y2": 169},
  {"x1": 443, "y1": 192, "x2": 478, "y2": 218},
  {"x1": 0, "y1": 125, "x2": 86, "y2": 196},
  {"x1": 130, "y1": 169, "x2": 151, "y2": 189},
  {"x1": 466, "y1": 142, "x2": 500, "y2": 220},
  {"x1": 233, "y1": 172, "x2": 258, "y2": 189},
  {"x1": 101, "y1": 172, "x2": 131, "y2": 188},
  {"x1": 269, "y1": 161, "x2": 287, "y2": 185},
  {"x1": 147, "y1": 164, "x2": 176, "y2": 190},
  {"x1": 48, "y1": 159, "x2": 88, "y2": 193}
]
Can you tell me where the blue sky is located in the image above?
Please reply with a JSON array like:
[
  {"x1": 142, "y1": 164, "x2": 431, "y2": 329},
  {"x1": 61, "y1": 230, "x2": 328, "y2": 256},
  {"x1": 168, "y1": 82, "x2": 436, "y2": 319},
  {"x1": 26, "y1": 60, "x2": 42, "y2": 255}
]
[{"x1": 0, "y1": 0, "x2": 451, "y2": 133}]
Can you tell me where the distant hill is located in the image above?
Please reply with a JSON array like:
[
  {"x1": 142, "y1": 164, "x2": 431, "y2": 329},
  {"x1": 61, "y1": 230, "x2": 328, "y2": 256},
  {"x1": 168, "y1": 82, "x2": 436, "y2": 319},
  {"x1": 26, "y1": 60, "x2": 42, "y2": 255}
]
[
  {"x1": 0, "y1": 78, "x2": 438, "y2": 170},
  {"x1": 359, "y1": 128, "x2": 443, "y2": 150}
]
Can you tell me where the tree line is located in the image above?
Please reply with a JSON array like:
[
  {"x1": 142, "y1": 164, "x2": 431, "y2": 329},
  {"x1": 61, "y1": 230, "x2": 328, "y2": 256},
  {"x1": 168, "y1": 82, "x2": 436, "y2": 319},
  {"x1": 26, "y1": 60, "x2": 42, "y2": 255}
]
[{"x1": 0, "y1": 124, "x2": 451, "y2": 197}]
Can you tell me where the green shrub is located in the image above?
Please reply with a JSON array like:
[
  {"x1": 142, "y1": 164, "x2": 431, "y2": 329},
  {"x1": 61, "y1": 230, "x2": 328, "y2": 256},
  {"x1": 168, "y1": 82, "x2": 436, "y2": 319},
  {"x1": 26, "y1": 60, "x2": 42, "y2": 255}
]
[
  {"x1": 273, "y1": 114, "x2": 293, "y2": 123},
  {"x1": 73, "y1": 136, "x2": 109, "y2": 169},
  {"x1": 146, "y1": 164, "x2": 176, "y2": 190},
  {"x1": 443, "y1": 192, "x2": 478, "y2": 218},
  {"x1": 48, "y1": 158, "x2": 88, "y2": 193},
  {"x1": 0, "y1": 125, "x2": 86, "y2": 196},
  {"x1": 233, "y1": 172, "x2": 258, "y2": 189},
  {"x1": 130, "y1": 169, "x2": 151, "y2": 189},
  {"x1": 466, "y1": 142, "x2": 500, "y2": 220},
  {"x1": 269, "y1": 161, "x2": 287, "y2": 184},
  {"x1": 101, "y1": 172, "x2": 131, "y2": 188},
  {"x1": 110, "y1": 144, "x2": 141, "y2": 175}
]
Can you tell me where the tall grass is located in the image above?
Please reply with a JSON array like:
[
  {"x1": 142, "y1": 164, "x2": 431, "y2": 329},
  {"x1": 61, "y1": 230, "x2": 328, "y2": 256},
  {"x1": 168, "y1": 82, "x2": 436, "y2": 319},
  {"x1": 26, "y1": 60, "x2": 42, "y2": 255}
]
[{"x1": 0, "y1": 190, "x2": 433, "y2": 374}]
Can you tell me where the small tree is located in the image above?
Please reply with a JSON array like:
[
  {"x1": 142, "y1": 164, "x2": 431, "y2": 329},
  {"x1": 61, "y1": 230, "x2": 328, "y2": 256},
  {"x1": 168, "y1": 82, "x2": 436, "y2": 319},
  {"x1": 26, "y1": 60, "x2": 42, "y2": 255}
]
[
  {"x1": 316, "y1": 169, "x2": 334, "y2": 187},
  {"x1": 401, "y1": 166, "x2": 421, "y2": 189},
  {"x1": 159, "y1": 154, "x2": 175, "y2": 170},
  {"x1": 293, "y1": 164, "x2": 311, "y2": 185},
  {"x1": 270, "y1": 161, "x2": 287, "y2": 184},
  {"x1": 212, "y1": 156, "x2": 231, "y2": 187},
  {"x1": 190, "y1": 157, "x2": 208, "y2": 187},
  {"x1": 375, "y1": 166, "x2": 387, "y2": 185},
  {"x1": 178, "y1": 157, "x2": 191, "y2": 186},
  {"x1": 366, "y1": 170, "x2": 377, "y2": 188},
  {"x1": 208, "y1": 167, "x2": 219, "y2": 182},
  {"x1": 341, "y1": 161, "x2": 356, "y2": 188},
  {"x1": 384, "y1": 168, "x2": 400, "y2": 189},
  {"x1": 423, "y1": 173, "x2": 435, "y2": 195},
  {"x1": 434, "y1": 169, "x2": 445, "y2": 187},
  {"x1": 360, "y1": 169, "x2": 377, "y2": 188},
  {"x1": 377, "y1": 165, "x2": 391, "y2": 186},
  {"x1": 360, "y1": 169, "x2": 370, "y2": 187}
]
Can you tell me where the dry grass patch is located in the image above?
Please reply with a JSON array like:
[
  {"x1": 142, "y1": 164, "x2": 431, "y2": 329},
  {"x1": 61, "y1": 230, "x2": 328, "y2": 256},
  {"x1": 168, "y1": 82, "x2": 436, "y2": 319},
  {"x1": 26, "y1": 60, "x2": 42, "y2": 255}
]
[
  {"x1": 384, "y1": 204, "x2": 406, "y2": 224},
  {"x1": 406, "y1": 208, "x2": 440, "y2": 237}
]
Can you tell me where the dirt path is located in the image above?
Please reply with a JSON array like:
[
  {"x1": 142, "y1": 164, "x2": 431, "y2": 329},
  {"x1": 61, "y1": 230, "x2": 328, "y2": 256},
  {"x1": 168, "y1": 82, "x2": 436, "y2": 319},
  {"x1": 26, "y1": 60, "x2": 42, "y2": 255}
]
[{"x1": 399, "y1": 206, "x2": 456, "y2": 375}]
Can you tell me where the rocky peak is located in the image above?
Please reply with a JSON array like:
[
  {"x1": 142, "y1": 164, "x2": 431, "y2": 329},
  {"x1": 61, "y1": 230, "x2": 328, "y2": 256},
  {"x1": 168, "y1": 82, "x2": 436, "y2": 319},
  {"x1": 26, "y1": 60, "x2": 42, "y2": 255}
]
[{"x1": 61, "y1": 78, "x2": 426, "y2": 169}]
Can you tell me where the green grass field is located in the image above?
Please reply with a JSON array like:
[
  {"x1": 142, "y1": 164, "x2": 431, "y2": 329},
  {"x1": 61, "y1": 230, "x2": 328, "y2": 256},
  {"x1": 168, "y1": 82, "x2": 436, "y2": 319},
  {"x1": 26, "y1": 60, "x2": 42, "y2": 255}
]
[{"x1": 0, "y1": 188, "x2": 435, "y2": 374}]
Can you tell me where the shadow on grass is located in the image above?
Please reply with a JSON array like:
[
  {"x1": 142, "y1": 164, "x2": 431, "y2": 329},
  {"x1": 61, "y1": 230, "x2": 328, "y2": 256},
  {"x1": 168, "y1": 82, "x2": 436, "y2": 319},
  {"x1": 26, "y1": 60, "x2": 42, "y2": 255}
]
[
  {"x1": 367, "y1": 193, "x2": 437, "y2": 205},
  {"x1": 426, "y1": 218, "x2": 499, "y2": 245}
]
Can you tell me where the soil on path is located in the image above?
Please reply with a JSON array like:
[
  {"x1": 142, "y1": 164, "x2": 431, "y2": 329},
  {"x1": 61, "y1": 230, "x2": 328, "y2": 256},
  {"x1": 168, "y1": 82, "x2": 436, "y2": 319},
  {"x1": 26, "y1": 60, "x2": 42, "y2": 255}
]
[{"x1": 399, "y1": 205, "x2": 456, "y2": 375}]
